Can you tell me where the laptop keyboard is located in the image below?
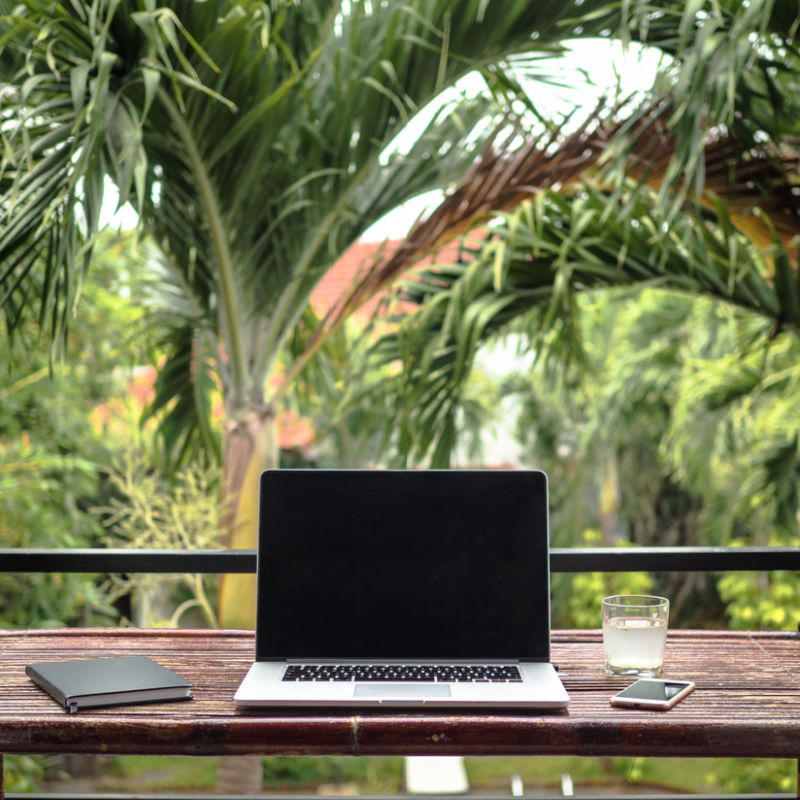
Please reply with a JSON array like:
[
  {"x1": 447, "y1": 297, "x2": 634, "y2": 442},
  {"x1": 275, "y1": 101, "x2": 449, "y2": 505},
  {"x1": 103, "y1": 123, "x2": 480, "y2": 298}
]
[{"x1": 282, "y1": 664, "x2": 522, "y2": 682}]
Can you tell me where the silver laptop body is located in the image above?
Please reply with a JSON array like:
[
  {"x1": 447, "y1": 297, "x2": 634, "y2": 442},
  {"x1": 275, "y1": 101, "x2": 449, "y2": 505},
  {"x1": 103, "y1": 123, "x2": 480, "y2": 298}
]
[{"x1": 234, "y1": 469, "x2": 569, "y2": 709}]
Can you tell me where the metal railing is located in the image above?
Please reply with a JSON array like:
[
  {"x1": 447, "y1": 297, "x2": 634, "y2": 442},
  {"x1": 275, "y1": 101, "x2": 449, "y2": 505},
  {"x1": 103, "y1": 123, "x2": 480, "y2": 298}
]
[{"x1": 5, "y1": 545, "x2": 800, "y2": 574}]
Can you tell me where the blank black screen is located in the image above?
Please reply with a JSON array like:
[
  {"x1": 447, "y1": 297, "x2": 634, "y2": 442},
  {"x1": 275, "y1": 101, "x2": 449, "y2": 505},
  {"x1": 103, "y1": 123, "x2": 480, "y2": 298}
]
[{"x1": 255, "y1": 469, "x2": 551, "y2": 661}]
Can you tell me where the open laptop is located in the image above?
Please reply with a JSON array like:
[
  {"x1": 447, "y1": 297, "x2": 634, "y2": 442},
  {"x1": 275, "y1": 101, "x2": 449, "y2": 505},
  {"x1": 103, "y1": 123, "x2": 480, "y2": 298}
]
[{"x1": 234, "y1": 469, "x2": 569, "y2": 709}]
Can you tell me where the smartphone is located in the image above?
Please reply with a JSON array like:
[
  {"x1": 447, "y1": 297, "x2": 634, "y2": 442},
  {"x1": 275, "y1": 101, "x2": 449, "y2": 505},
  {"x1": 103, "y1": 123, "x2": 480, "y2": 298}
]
[{"x1": 610, "y1": 678, "x2": 695, "y2": 710}]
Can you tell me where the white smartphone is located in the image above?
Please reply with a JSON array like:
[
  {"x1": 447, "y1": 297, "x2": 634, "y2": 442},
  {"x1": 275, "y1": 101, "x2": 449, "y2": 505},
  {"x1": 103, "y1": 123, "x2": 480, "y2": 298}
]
[{"x1": 610, "y1": 678, "x2": 695, "y2": 710}]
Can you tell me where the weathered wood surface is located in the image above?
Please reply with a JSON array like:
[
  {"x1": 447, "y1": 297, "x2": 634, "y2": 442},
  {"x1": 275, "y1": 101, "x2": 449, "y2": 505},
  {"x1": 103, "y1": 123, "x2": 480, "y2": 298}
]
[{"x1": 1, "y1": 627, "x2": 799, "y2": 758}]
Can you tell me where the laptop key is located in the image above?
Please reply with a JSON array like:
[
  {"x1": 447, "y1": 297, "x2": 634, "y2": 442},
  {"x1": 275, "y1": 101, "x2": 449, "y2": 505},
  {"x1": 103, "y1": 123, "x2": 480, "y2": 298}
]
[{"x1": 283, "y1": 664, "x2": 522, "y2": 682}]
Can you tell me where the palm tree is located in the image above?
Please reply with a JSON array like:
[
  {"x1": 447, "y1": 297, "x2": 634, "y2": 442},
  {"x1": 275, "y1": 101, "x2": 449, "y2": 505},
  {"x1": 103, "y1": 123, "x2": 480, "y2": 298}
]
[
  {"x1": 346, "y1": 1, "x2": 800, "y2": 466},
  {"x1": 375, "y1": 179, "x2": 800, "y2": 462},
  {"x1": 2, "y1": 0, "x2": 674, "y2": 629},
  {"x1": 4, "y1": 0, "x2": 794, "y2": 616}
]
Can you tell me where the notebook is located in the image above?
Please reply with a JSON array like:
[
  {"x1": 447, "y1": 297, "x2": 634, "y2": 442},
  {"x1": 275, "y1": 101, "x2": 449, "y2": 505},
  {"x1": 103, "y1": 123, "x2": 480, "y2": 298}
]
[
  {"x1": 234, "y1": 468, "x2": 569, "y2": 709},
  {"x1": 26, "y1": 655, "x2": 192, "y2": 713}
]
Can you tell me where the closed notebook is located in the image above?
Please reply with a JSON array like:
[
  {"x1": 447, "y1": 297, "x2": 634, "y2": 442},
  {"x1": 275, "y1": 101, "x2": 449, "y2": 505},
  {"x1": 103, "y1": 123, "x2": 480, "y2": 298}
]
[{"x1": 26, "y1": 655, "x2": 192, "y2": 713}]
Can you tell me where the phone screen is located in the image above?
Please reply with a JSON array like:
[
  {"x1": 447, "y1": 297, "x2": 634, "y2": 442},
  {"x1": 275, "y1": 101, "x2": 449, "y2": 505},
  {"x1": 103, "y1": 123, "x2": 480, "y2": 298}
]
[{"x1": 616, "y1": 679, "x2": 691, "y2": 701}]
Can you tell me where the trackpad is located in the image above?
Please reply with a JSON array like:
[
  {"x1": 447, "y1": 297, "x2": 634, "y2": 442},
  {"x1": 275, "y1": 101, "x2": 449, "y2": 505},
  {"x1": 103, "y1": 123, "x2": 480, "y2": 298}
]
[{"x1": 355, "y1": 684, "x2": 451, "y2": 699}]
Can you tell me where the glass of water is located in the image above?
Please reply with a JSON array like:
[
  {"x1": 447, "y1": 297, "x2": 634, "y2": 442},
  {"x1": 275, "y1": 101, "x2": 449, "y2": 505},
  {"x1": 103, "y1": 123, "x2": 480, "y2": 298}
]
[{"x1": 602, "y1": 594, "x2": 669, "y2": 677}]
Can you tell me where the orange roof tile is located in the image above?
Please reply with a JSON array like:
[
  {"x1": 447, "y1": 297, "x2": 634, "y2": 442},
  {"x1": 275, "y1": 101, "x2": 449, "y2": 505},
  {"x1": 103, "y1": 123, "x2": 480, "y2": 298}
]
[{"x1": 311, "y1": 234, "x2": 484, "y2": 324}]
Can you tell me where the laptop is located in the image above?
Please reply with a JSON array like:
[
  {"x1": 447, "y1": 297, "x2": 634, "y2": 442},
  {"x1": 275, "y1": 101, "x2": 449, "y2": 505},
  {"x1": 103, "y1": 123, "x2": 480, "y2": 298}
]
[{"x1": 234, "y1": 469, "x2": 569, "y2": 709}]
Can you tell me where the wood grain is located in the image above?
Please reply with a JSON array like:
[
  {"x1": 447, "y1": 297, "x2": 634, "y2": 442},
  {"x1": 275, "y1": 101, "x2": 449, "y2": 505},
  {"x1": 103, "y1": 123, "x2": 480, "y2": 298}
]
[{"x1": 1, "y1": 628, "x2": 799, "y2": 758}]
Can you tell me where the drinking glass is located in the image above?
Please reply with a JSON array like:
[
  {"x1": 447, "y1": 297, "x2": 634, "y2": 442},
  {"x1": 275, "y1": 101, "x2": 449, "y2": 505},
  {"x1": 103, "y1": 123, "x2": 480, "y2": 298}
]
[{"x1": 602, "y1": 594, "x2": 669, "y2": 677}]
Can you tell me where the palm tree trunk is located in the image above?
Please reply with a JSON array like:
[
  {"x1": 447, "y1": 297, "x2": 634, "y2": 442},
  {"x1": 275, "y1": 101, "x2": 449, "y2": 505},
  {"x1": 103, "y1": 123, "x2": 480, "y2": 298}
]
[
  {"x1": 217, "y1": 756, "x2": 264, "y2": 794},
  {"x1": 216, "y1": 403, "x2": 277, "y2": 796},
  {"x1": 218, "y1": 402, "x2": 278, "y2": 630},
  {"x1": 599, "y1": 453, "x2": 620, "y2": 547}
]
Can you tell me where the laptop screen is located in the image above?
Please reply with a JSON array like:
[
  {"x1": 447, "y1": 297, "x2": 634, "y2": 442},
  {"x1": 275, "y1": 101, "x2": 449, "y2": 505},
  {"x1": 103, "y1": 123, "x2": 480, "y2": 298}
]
[{"x1": 255, "y1": 469, "x2": 551, "y2": 662}]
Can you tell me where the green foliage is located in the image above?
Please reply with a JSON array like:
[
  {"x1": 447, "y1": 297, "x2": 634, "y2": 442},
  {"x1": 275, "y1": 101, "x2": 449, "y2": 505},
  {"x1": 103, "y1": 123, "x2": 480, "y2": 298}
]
[
  {"x1": 106, "y1": 755, "x2": 218, "y2": 790},
  {"x1": 0, "y1": 230, "x2": 161, "y2": 628},
  {"x1": 260, "y1": 756, "x2": 378, "y2": 789},
  {"x1": 718, "y1": 538, "x2": 800, "y2": 631},
  {"x1": 553, "y1": 530, "x2": 654, "y2": 629},
  {"x1": 97, "y1": 450, "x2": 225, "y2": 627},
  {"x1": 0, "y1": 314, "x2": 125, "y2": 625},
  {"x1": 0, "y1": 0, "x2": 649, "y2": 471},
  {"x1": 381, "y1": 184, "x2": 792, "y2": 467},
  {"x1": 284, "y1": 309, "x2": 395, "y2": 467},
  {"x1": 0, "y1": 436, "x2": 115, "y2": 627},
  {"x1": 666, "y1": 328, "x2": 800, "y2": 546},
  {"x1": 261, "y1": 756, "x2": 403, "y2": 792},
  {"x1": 708, "y1": 758, "x2": 795, "y2": 795},
  {"x1": 503, "y1": 290, "x2": 699, "y2": 544},
  {"x1": 60, "y1": 755, "x2": 403, "y2": 794},
  {"x1": 8, "y1": 0, "x2": 792, "y2": 476},
  {"x1": 389, "y1": 226, "x2": 800, "y2": 623},
  {"x1": 4, "y1": 755, "x2": 47, "y2": 792},
  {"x1": 602, "y1": 1, "x2": 800, "y2": 221},
  {"x1": 380, "y1": 174, "x2": 800, "y2": 626}
]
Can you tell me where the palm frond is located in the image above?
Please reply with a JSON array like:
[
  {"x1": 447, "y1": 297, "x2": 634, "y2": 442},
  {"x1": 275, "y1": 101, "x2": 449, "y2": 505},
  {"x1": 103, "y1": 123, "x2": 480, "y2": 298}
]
[
  {"x1": 378, "y1": 182, "x2": 798, "y2": 465},
  {"x1": 147, "y1": 322, "x2": 221, "y2": 473},
  {"x1": 602, "y1": 1, "x2": 800, "y2": 219},
  {"x1": 277, "y1": 97, "x2": 624, "y2": 392},
  {"x1": 0, "y1": 0, "x2": 222, "y2": 350},
  {"x1": 606, "y1": 98, "x2": 800, "y2": 252},
  {"x1": 288, "y1": 60, "x2": 800, "y2": 398}
]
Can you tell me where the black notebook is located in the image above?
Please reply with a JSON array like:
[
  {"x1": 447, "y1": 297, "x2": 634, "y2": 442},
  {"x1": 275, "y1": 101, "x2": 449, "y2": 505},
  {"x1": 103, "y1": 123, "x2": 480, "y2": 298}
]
[{"x1": 26, "y1": 655, "x2": 193, "y2": 713}]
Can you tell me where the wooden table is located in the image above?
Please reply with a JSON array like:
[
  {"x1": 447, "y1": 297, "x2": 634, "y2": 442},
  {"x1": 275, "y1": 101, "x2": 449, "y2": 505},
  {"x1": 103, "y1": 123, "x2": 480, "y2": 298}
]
[{"x1": 1, "y1": 627, "x2": 799, "y2": 761}]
